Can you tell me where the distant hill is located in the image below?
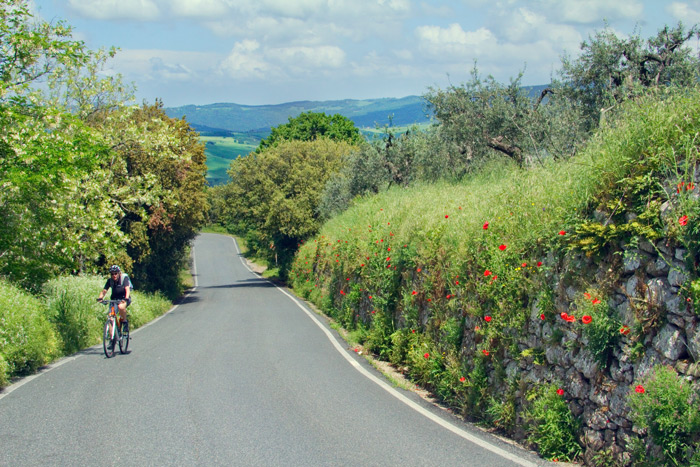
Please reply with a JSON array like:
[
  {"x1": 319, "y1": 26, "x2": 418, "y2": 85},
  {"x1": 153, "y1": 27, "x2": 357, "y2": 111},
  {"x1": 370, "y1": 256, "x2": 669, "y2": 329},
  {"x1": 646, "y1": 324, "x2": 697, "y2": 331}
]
[{"x1": 164, "y1": 96, "x2": 432, "y2": 137}]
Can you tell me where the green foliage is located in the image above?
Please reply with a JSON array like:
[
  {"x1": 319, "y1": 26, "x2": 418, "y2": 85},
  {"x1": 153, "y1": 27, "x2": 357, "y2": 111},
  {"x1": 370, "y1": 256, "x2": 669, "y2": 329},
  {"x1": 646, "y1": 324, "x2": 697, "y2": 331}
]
[
  {"x1": 425, "y1": 67, "x2": 586, "y2": 167},
  {"x1": 575, "y1": 292, "x2": 621, "y2": 367},
  {"x1": 525, "y1": 384, "x2": 582, "y2": 462},
  {"x1": 0, "y1": 279, "x2": 59, "y2": 384},
  {"x1": 628, "y1": 365, "x2": 700, "y2": 466},
  {"x1": 43, "y1": 276, "x2": 105, "y2": 354},
  {"x1": 257, "y1": 111, "x2": 362, "y2": 152},
  {"x1": 558, "y1": 23, "x2": 700, "y2": 130},
  {"x1": 223, "y1": 138, "x2": 356, "y2": 277}
]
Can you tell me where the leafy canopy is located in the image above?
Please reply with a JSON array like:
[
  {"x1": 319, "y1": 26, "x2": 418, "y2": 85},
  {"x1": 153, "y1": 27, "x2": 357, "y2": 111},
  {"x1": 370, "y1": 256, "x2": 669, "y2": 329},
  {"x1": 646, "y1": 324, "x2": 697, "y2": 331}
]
[{"x1": 257, "y1": 111, "x2": 362, "y2": 152}]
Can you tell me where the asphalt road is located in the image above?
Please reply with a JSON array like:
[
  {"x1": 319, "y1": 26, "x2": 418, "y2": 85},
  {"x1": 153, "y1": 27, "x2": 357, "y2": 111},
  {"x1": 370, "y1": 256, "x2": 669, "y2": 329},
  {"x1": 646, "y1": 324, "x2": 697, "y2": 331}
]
[{"x1": 0, "y1": 233, "x2": 547, "y2": 466}]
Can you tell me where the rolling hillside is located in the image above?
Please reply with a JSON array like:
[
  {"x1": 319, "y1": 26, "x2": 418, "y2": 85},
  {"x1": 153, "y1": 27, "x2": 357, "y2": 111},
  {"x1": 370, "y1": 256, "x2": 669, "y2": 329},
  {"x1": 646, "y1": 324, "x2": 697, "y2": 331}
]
[{"x1": 164, "y1": 96, "x2": 432, "y2": 136}]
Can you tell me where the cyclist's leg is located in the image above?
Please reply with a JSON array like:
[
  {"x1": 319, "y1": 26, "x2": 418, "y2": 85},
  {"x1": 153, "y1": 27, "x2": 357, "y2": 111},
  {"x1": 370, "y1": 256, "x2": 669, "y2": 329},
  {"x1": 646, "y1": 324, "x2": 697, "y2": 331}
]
[{"x1": 118, "y1": 299, "x2": 130, "y2": 328}]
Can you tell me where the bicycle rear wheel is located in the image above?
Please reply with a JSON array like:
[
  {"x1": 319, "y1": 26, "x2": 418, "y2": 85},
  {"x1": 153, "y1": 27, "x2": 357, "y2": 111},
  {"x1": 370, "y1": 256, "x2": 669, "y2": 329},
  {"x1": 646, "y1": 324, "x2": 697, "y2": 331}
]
[
  {"x1": 118, "y1": 321, "x2": 129, "y2": 354},
  {"x1": 103, "y1": 319, "x2": 116, "y2": 358}
]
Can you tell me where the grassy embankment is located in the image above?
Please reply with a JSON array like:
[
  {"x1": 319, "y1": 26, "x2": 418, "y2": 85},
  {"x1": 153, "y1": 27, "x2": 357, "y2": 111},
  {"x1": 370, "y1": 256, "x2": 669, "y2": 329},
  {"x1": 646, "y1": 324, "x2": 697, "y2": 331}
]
[
  {"x1": 288, "y1": 90, "x2": 700, "y2": 460},
  {"x1": 0, "y1": 277, "x2": 174, "y2": 388}
]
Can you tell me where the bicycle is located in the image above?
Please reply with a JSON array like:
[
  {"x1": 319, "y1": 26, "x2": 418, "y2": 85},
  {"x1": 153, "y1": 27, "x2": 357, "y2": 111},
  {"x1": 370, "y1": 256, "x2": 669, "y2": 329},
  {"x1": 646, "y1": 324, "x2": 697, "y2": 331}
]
[{"x1": 98, "y1": 299, "x2": 129, "y2": 358}]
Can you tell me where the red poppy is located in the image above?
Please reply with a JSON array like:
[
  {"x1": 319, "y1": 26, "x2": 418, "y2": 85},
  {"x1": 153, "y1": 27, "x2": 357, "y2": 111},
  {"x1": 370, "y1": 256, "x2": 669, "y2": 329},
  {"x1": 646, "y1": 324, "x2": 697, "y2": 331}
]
[
  {"x1": 340, "y1": 290, "x2": 346, "y2": 295},
  {"x1": 412, "y1": 290, "x2": 417, "y2": 295},
  {"x1": 560, "y1": 312, "x2": 567, "y2": 320},
  {"x1": 635, "y1": 385, "x2": 645, "y2": 394},
  {"x1": 482, "y1": 350, "x2": 490, "y2": 356},
  {"x1": 499, "y1": 244, "x2": 507, "y2": 251},
  {"x1": 522, "y1": 263, "x2": 527, "y2": 268},
  {"x1": 424, "y1": 353, "x2": 430, "y2": 359},
  {"x1": 679, "y1": 215, "x2": 689, "y2": 226},
  {"x1": 427, "y1": 298, "x2": 432, "y2": 302},
  {"x1": 559, "y1": 230, "x2": 566, "y2": 235},
  {"x1": 484, "y1": 270, "x2": 492, "y2": 277},
  {"x1": 678, "y1": 182, "x2": 685, "y2": 193},
  {"x1": 417, "y1": 268, "x2": 422, "y2": 272},
  {"x1": 556, "y1": 388, "x2": 564, "y2": 396},
  {"x1": 687, "y1": 183, "x2": 696, "y2": 190},
  {"x1": 620, "y1": 325, "x2": 630, "y2": 335},
  {"x1": 386, "y1": 257, "x2": 391, "y2": 261},
  {"x1": 592, "y1": 298, "x2": 601, "y2": 305},
  {"x1": 584, "y1": 292, "x2": 591, "y2": 300},
  {"x1": 455, "y1": 280, "x2": 460, "y2": 285},
  {"x1": 387, "y1": 247, "x2": 391, "y2": 252},
  {"x1": 582, "y1": 315, "x2": 592, "y2": 324},
  {"x1": 445, "y1": 215, "x2": 449, "y2": 219},
  {"x1": 360, "y1": 263, "x2": 365, "y2": 267},
  {"x1": 537, "y1": 261, "x2": 543, "y2": 267},
  {"x1": 483, "y1": 222, "x2": 489, "y2": 230},
  {"x1": 459, "y1": 376, "x2": 466, "y2": 382},
  {"x1": 540, "y1": 314, "x2": 546, "y2": 320},
  {"x1": 446, "y1": 294, "x2": 452, "y2": 299},
  {"x1": 484, "y1": 316, "x2": 492, "y2": 322}
]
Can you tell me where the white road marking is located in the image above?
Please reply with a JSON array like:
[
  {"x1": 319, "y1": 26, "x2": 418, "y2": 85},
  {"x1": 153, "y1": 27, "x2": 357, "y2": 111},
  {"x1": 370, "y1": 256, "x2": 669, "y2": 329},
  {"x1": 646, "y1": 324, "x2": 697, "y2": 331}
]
[{"x1": 230, "y1": 237, "x2": 539, "y2": 467}]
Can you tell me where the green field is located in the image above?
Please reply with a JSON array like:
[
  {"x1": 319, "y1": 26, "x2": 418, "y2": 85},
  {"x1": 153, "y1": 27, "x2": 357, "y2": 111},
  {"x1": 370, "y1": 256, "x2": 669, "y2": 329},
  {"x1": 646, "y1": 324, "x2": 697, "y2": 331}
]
[{"x1": 201, "y1": 136, "x2": 256, "y2": 185}]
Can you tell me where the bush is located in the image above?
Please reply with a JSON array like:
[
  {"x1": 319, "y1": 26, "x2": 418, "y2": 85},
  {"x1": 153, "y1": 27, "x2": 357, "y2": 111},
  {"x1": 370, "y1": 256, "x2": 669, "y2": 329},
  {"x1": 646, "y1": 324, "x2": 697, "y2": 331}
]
[
  {"x1": 44, "y1": 276, "x2": 105, "y2": 354},
  {"x1": 628, "y1": 365, "x2": 700, "y2": 466},
  {"x1": 525, "y1": 384, "x2": 582, "y2": 462},
  {"x1": 0, "y1": 280, "x2": 59, "y2": 385}
]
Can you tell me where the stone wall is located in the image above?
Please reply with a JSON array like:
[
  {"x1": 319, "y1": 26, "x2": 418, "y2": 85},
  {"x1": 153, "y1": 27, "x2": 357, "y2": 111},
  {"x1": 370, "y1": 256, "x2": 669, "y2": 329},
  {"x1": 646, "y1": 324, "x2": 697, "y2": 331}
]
[{"x1": 481, "y1": 237, "x2": 698, "y2": 465}]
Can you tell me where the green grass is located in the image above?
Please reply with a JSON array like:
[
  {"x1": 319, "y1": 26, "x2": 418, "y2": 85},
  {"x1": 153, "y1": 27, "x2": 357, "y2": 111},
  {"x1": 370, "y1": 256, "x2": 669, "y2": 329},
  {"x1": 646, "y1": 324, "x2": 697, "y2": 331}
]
[{"x1": 201, "y1": 136, "x2": 256, "y2": 185}]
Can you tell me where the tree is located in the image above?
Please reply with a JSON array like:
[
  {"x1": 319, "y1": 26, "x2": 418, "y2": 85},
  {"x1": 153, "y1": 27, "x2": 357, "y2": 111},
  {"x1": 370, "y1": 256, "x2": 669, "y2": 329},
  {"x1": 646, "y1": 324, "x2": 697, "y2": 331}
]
[
  {"x1": 257, "y1": 111, "x2": 363, "y2": 152},
  {"x1": 93, "y1": 102, "x2": 209, "y2": 298},
  {"x1": 224, "y1": 139, "x2": 355, "y2": 276},
  {"x1": 425, "y1": 67, "x2": 585, "y2": 168},
  {"x1": 558, "y1": 23, "x2": 700, "y2": 129}
]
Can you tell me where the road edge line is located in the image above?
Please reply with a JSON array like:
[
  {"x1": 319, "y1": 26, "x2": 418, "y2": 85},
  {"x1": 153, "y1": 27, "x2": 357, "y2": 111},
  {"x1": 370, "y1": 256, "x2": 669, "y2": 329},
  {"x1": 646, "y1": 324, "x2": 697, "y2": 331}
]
[{"x1": 229, "y1": 236, "x2": 540, "y2": 467}]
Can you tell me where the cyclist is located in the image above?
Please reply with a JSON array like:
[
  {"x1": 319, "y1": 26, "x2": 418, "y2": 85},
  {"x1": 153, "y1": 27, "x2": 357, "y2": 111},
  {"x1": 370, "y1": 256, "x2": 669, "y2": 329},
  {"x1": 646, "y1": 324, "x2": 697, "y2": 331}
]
[{"x1": 97, "y1": 265, "x2": 132, "y2": 332}]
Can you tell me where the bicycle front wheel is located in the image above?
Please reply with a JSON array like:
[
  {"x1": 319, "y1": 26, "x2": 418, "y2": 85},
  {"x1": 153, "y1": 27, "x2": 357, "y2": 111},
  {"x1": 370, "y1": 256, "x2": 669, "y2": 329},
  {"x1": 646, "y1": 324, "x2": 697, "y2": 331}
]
[
  {"x1": 118, "y1": 322, "x2": 129, "y2": 354},
  {"x1": 103, "y1": 319, "x2": 116, "y2": 358}
]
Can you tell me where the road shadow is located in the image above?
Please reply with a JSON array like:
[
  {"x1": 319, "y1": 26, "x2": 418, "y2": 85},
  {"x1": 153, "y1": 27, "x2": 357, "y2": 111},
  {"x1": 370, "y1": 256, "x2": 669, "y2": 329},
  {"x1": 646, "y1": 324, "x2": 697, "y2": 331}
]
[
  {"x1": 177, "y1": 289, "x2": 200, "y2": 305},
  {"x1": 204, "y1": 278, "x2": 276, "y2": 289}
]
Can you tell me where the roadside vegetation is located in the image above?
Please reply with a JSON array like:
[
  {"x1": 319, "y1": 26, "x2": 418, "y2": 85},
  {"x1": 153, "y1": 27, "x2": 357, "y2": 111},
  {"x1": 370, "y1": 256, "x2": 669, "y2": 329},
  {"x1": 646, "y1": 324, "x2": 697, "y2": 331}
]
[
  {"x1": 210, "y1": 22, "x2": 700, "y2": 464},
  {"x1": 0, "y1": 0, "x2": 206, "y2": 386}
]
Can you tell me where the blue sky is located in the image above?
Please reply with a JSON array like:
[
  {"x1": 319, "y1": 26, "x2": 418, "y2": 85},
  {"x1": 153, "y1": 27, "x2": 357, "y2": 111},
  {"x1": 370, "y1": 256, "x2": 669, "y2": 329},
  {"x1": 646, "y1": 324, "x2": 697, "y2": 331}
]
[{"x1": 35, "y1": 1, "x2": 699, "y2": 107}]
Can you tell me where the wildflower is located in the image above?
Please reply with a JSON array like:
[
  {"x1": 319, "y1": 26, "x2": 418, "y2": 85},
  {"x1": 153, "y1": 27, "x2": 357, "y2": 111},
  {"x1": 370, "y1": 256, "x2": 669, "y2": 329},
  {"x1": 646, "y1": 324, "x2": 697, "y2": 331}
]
[
  {"x1": 592, "y1": 298, "x2": 601, "y2": 305},
  {"x1": 386, "y1": 257, "x2": 391, "y2": 262},
  {"x1": 387, "y1": 247, "x2": 391, "y2": 252},
  {"x1": 620, "y1": 325, "x2": 630, "y2": 335},
  {"x1": 360, "y1": 263, "x2": 365, "y2": 267},
  {"x1": 499, "y1": 244, "x2": 507, "y2": 251},
  {"x1": 484, "y1": 316, "x2": 492, "y2": 322},
  {"x1": 556, "y1": 388, "x2": 564, "y2": 396},
  {"x1": 417, "y1": 268, "x2": 422, "y2": 272},
  {"x1": 678, "y1": 182, "x2": 685, "y2": 193},
  {"x1": 584, "y1": 292, "x2": 591, "y2": 300},
  {"x1": 635, "y1": 385, "x2": 645, "y2": 394},
  {"x1": 687, "y1": 182, "x2": 695, "y2": 190},
  {"x1": 340, "y1": 290, "x2": 345, "y2": 295},
  {"x1": 446, "y1": 294, "x2": 452, "y2": 299},
  {"x1": 455, "y1": 280, "x2": 460, "y2": 285},
  {"x1": 679, "y1": 215, "x2": 688, "y2": 226},
  {"x1": 582, "y1": 315, "x2": 592, "y2": 324},
  {"x1": 412, "y1": 290, "x2": 417, "y2": 295},
  {"x1": 424, "y1": 353, "x2": 430, "y2": 359},
  {"x1": 460, "y1": 376, "x2": 466, "y2": 382},
  {"x1": 559, "y1": 230, "x2": 566, "y2": 236},
  {"x1": 540, "y1": 314, "x2": 546, "y2": 320},
  {"x1": 522, "y1": 263, "x2": 527, "y2": 268},
  {"x1": 482, "y1": 350, "x2": 490, "y2": 356},
  {"x1": 483, "y1": 222, "x2": 489, "y2": 230},
  {"x1": 537, "y1": 261, "x2": 543, "y2": 267},
  {"x1": 484, "y1": 270, "x2": 492, "y2": 277},
  {"x1": 445, "y1": 215, "x2": 449, "y2": 219}
]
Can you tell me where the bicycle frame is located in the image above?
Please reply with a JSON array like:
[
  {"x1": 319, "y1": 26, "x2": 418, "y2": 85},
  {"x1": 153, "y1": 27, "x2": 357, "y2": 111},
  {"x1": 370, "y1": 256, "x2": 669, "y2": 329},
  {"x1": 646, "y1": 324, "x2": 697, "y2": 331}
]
[{"x1": 99, "y1": 300, "x2": 128, "y2": 357}]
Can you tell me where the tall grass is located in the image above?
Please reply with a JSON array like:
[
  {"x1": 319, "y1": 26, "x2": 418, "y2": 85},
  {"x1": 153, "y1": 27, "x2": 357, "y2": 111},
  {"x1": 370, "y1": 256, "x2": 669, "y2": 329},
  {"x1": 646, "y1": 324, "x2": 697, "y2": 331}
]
[
  {"x1": 0, "y1": 280, "x2": 59, "y2": 386},
  {"x1": 290, "y1": 88, "x2": 700, "y2": 460}
]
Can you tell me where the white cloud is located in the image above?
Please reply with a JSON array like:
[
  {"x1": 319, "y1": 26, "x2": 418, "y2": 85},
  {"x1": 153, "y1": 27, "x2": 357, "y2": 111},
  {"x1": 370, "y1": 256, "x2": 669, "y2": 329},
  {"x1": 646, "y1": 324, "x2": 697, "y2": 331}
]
[
  {"x1": 416, "y1": 23, "x2": 496, "y2": 57},
  {"x1": 219, "y1": 40, "x2": 273, "y2": 80},
  {"x1": 170, "y1": 0, "x2": 229, "y2": 19},
  {"x1": 267, "y1": 46, "x2": 346, "y2": 70},
  {"x1": 540, "y1": 0, "x2": 643, "y2": 24},
  {"x1": 668, "y1": 2, "x2": 700, "y2": 23},
  {"x1": 67, "y1": 0, "x2": 161, "y2": 20},
  {"x1": 109, "y1": 49, "x2": 220, "y2": 82}
]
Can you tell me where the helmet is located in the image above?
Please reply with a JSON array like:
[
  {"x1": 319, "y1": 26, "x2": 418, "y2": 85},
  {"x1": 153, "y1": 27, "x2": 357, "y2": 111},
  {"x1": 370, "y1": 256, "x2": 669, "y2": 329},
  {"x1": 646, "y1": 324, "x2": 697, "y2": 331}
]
[{"x1": 109, "y1": 265, "x2": 121, "y2": 274}]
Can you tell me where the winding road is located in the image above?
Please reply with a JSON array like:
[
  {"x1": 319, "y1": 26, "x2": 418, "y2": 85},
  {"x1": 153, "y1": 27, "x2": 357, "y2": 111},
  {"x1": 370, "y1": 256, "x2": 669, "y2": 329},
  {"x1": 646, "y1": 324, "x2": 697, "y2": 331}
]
[{"x1": 0, "y1": 233, "x2": 547, "y2": 466}]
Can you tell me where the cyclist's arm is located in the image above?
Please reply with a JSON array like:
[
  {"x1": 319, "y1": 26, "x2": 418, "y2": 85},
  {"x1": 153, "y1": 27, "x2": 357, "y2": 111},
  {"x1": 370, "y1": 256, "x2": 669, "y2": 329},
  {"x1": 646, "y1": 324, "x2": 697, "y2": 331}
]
[
  {"x1": 124, "y1": 285, "x2": 130, "y2": 301},
  {"x1": 97, "y1": 288, "x2": 108, "y2": 301}
]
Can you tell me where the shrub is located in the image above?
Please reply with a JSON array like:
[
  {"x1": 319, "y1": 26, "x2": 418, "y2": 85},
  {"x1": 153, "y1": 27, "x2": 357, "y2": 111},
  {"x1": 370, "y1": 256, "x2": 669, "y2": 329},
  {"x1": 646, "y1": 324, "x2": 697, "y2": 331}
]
[
  {"x1": 0, "y1": 280, "x2": 59, "y2": 384},
  {"x1": 525, "y1": 384, "x2": 582, "y2": 462},
  {"x1": 44, "y1": 276, "x2": 105, "y2": 354},
  {"x1": 628, "y1": 365, "x2": 700, "y2": 466}
]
